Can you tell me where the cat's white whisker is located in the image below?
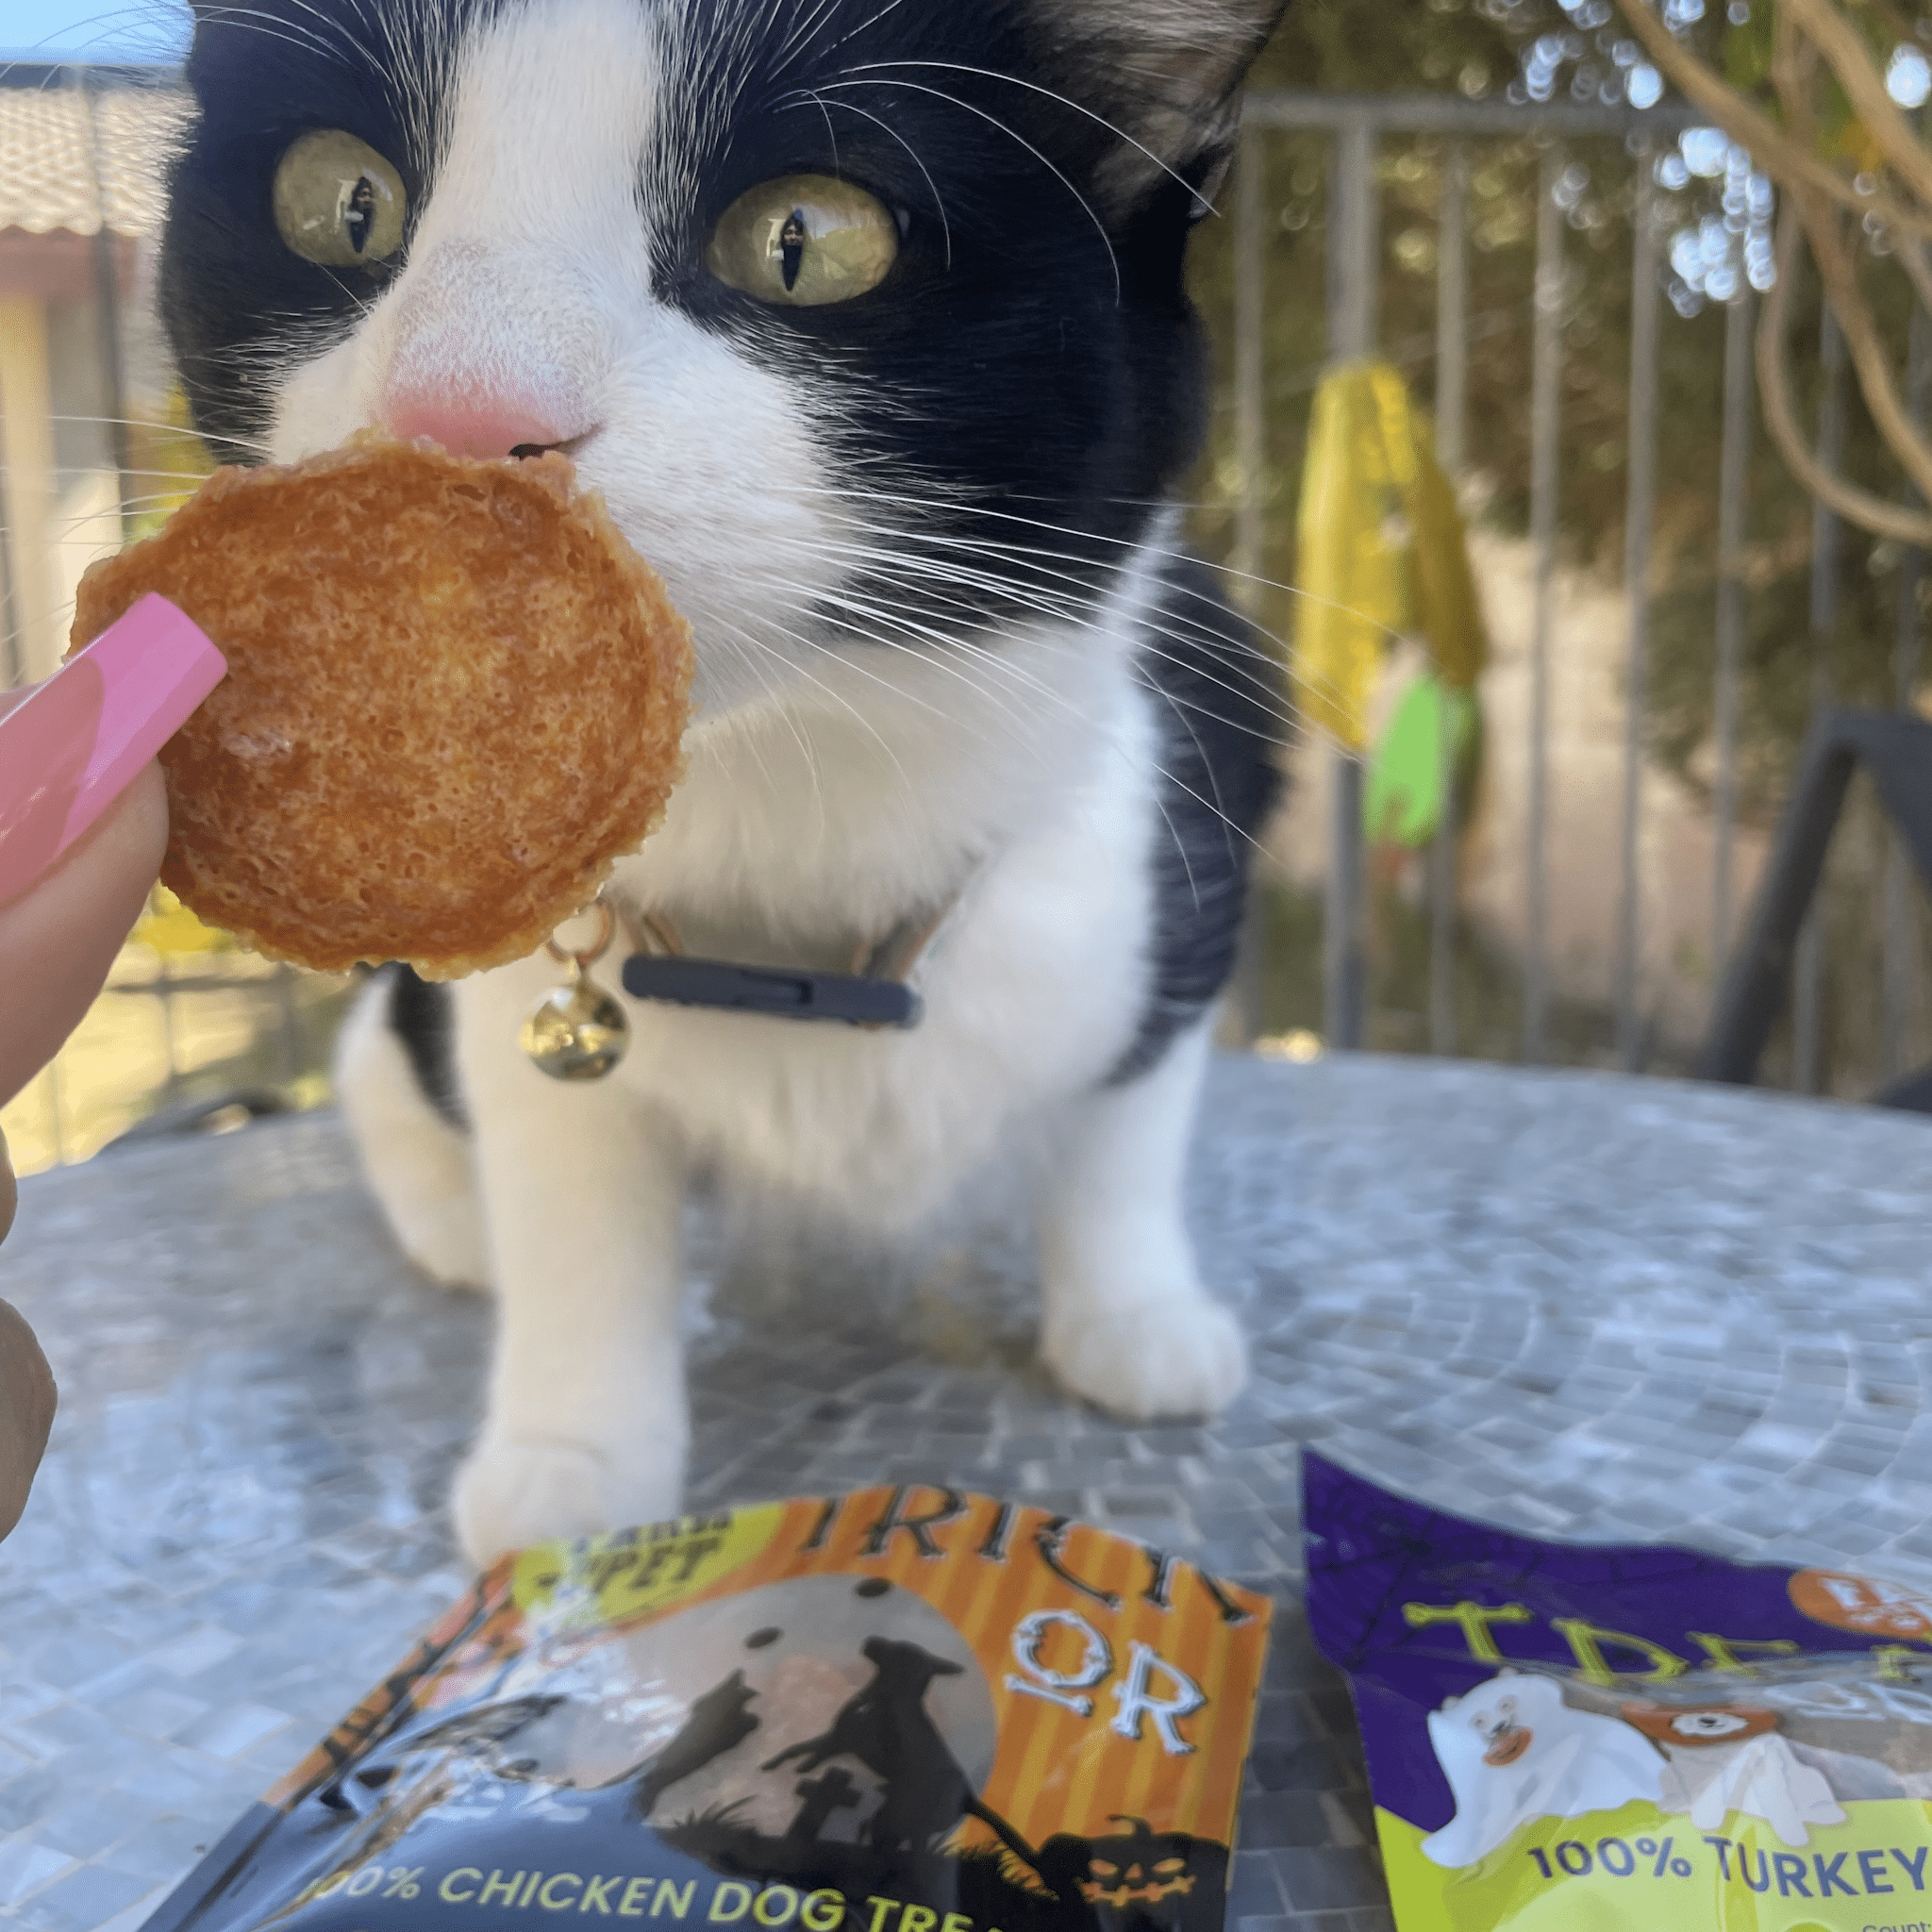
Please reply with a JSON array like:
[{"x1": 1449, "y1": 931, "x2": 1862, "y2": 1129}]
[
  {"x1": 728, "y1": 618, "x2": 921, "y2": 797},
  {"x1": 779, "y1": 92, "x2": 953, "y2": 267},
  {"x1": 756, "y1": 582, "x2": 1022, "y2": 726},
  {"x1": 249, "y1": 0, "x2": 360, "y2": 58},
  {"x1": 7, "y1": 495, "x2": 195, "y2": 543},
  {"x1": 763, "y1": 526, "x2": 1316, "y2": 731},
  {"x1": 809, "y1": 604, "x2": 1058, "y2": 741},
  {"x1": 813, "y1": 76, "x2": 1122, "y2": 301},
  {"x1": 769, "y1": 0, "x2": 855, "y2": 82},
  {"x1": 719, "y1": 551, "x2": 1100, "y2": 761},
  {"x1": 192, "y1": 4, "x2": 347, "y2": 66},
  {"x1": 42, "y1": 411, "x2": 237, "y2": 447},
  {"x1": 701, "y1": 625, "x2": 837, "y2": 810},
  {"x1": 842, "y1": 59, "x2": 1211, "y2": 212},
  {"x1": 785, "y1": 482, "x2": 1394, "y2": 703},
  {"x1": 720, "y1": 665, "x2": 824, "y2": 809},
  {"x1": 795, "y1": 594, "x2": 1274, "y2": 857},
  {"x1": 686, "y1": 568, "x2": 986, "y2": 782},
  {"x1": 0, "y1": 1, "x2": 185, "y2": 70},
  {"x1": 822, "y1": 0, "x2": 917, "y2": 59}
]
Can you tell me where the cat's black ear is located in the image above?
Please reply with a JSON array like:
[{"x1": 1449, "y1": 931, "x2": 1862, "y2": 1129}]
[{"x1": 1025, "y1": 0, "x2": 1290, "y2": 220}]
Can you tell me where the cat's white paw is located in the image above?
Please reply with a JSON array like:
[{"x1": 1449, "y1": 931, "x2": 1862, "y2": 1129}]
[
  {"x1": 454, "y1": 1436, "x2": 685, "y2": 1568},
  {"x1": 1042, "y1": 1294, "x2": 1247, "y2": 1421}
]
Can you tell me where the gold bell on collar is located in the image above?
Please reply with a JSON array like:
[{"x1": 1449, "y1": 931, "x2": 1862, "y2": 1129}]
[{"x1": 521, "y1": 899, "x2": 630, "y2": 1082}]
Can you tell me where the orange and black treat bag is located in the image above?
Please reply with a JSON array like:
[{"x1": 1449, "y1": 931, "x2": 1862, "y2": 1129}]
[{"x1": 146, "y1": 1488, "x2": 1272, "y2": 1932}]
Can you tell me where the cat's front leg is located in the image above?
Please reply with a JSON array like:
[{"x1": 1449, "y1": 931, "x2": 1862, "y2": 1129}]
[
  {"x1": 452, "y1": 977, "x2": 689, "y2": 1566},
  {"x1": 336, "y1": 968, "x2": 488, "y2": 1291},
  {"x1": 1037, "y1": 1021, "x2": 1246, "y2": 1421}
]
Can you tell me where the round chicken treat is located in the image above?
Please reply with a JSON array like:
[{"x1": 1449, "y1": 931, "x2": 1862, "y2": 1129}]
[{"x1": 69, "y1": 437, "x2": 692, "y2": 978}]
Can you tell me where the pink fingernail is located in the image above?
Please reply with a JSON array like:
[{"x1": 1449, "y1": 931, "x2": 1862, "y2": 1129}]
[{"x1": 0, "y1": 594, "x2": 226, "y2": 908}]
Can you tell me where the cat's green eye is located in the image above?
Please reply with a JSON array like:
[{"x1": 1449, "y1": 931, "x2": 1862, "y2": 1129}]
[
  {"x1": 706, "y1": 175, "x2": 898, "y2": 307},
  {"x1": 273, "y1": 129, "x2": 408, "y2": 268}
]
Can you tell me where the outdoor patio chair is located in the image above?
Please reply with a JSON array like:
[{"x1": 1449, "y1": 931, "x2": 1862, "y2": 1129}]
[{"x1": 1700, "y1": 708, "x2": 1932, "y2": 1111}]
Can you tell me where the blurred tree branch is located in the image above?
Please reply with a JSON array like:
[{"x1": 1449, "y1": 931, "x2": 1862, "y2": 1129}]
[
  {"x1": 1617, "y1": 0, "x2": 1932, "y2": 543},
  {"x1": 1617, "y1": 0, "x2": 1932, "y2": 234},
  {"x1": 1758, "y1": 203, "x2": 1932, "y2": 541}
]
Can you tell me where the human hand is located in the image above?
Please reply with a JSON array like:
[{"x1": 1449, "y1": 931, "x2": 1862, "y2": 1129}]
[
  {"x1": 0, "y1": 748, "x2": 169, "y2": 1234},
  {"x1": 0, "y1": 596, "x2": 225, "y2": 1537},
  {"x1": 0, "y1": 743, "x2": 164, "y2": 1538},
  {"x1": 0, "y1": 688, "x2": 170, "y2": 1540}
]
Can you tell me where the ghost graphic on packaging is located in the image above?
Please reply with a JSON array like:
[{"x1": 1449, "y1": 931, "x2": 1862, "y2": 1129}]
[
  {"x1": 1420, "y1": 1672, "x2": 1666, "y2": 1868},
  {"x1": 1621, "y1": 1702, "x2": 1846, "y2": 1847}
]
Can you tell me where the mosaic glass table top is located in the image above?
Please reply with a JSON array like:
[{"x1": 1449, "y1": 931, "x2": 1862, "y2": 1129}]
[{"x1": 2, "y1": 1054, "x2": 1929, "y2": 1932}]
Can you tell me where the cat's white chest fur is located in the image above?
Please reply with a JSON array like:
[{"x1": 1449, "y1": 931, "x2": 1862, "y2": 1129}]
[{"x1": 452, "y1": 612, "x2": 1158, "y2": 1230}]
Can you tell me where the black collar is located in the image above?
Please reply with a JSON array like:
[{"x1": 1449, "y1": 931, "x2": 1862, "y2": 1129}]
[
  {"x1": 621, "y1": 953, "x2": 921, "y2": 1028},
  {"x1": 612, "y1": 895, "x2": 960, "y2": 1032}
]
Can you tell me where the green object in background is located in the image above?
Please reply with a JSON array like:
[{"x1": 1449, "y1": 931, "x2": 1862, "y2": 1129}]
[{"x1": 1364, "y1": 669, "x2": 1477, "y2": 849}]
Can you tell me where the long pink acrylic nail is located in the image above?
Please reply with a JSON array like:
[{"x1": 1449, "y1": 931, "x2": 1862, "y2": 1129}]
[{"x1": 0, "y1": 594, "x2": 226, "y2": 908}]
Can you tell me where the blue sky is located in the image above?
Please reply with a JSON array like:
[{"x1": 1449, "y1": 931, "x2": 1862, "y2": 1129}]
[{"x1": 0, "y1": 0, "x2": 186, "y2": 64}]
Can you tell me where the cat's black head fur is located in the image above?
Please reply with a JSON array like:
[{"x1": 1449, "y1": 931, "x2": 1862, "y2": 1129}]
[{"x1": 160, "y1": 0, "x2": 1286, "y2": 635}]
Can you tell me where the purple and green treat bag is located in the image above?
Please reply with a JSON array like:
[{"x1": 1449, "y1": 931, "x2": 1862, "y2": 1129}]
[{"x1": 1304, "y1": 1451, "x2": 1932, "y2": 1930}]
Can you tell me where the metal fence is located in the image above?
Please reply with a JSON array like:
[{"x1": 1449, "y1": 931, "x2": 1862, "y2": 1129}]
[
  {"x1": 0, "y1": 940, "x2": 348, "y2": 1175},
  {"x1": 1225, "y1": 87, "x2": 1928, "y2": 1097}
]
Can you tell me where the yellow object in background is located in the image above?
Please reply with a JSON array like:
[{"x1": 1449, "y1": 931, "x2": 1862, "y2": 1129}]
[
  {"x1": 1292, "y1": 360, "x2": 1488, "y2": 749},
  {"x1": 127, "y1": 387, "x2": 218, "y2": 541},
  {"x1": 135, "y1": 886, "x2": 230, "y2": 957}
]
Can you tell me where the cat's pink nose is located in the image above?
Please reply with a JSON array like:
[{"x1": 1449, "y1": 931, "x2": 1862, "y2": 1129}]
[{"x1": 381, "y1": 392, "x2": 577, "y2": 458}]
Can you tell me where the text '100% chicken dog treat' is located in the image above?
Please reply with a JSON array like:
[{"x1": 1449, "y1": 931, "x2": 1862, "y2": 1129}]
[
  {"x1": 146, "y1": 1488, "x2": 1271, "y2": 1932},
  {"x1": 1306, "y1": 1451, "x2": 1932, "y2": 1931},
  {"x1": 70, "y1": 436, "x2": 693, "y2": 981}
]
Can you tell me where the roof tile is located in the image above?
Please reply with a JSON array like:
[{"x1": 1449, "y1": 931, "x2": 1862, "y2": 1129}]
[{"x1": 0, "y1": 86, "x2": 189, "y2": 238}]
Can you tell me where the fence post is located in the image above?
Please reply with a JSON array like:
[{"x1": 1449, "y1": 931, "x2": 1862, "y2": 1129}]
[
  {"x1": 0, "y1": 465, "x2": 19, "y2": 691},
  {"x1": 1710, "y1": 286, "x2": 1756, "y2": 977},
  {"x1": 0, "y1": 292, "x2": 60, "y2": 683},
  {"x1": 1795, "y1": 308, "x2": 1847, "y2": 1093},
  {"x1": 1234, "y1": 137, "x2": 1267, "y2": 602},
  {"x1": 1224, "y1": 132, "x2": 1270, "y2": 1047},
  {"x1": 1524, "y1": 145, "x2": 1564, "y2": 1064},
  {"x1": 158, "y1": 954, "x2": 182, "y2": 1105},
  {"x1": 1324, "y1": 111, "x2": 1377, "y2": 1053},
  {"x1": 1885, "y1": 302, "x2": 1930, "y2": 1084},
  {"x1": 1616, "y1": 158, "x2": 1661, "y2": 1072},
  {"x1": 44, "y1": 1062, "x2": 65, "y2": 1169},
  {"x1": 80, "y1": 70, "x2": 138, "y2": 541},
  {"x1": 1430, "y1": 141, "x2": 1469, "y2": 1058}
]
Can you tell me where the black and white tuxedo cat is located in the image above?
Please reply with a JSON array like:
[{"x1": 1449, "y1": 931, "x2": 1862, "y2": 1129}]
[{"x1": 158, "y1": 0, "x2": 1288, "y2": 1563}]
